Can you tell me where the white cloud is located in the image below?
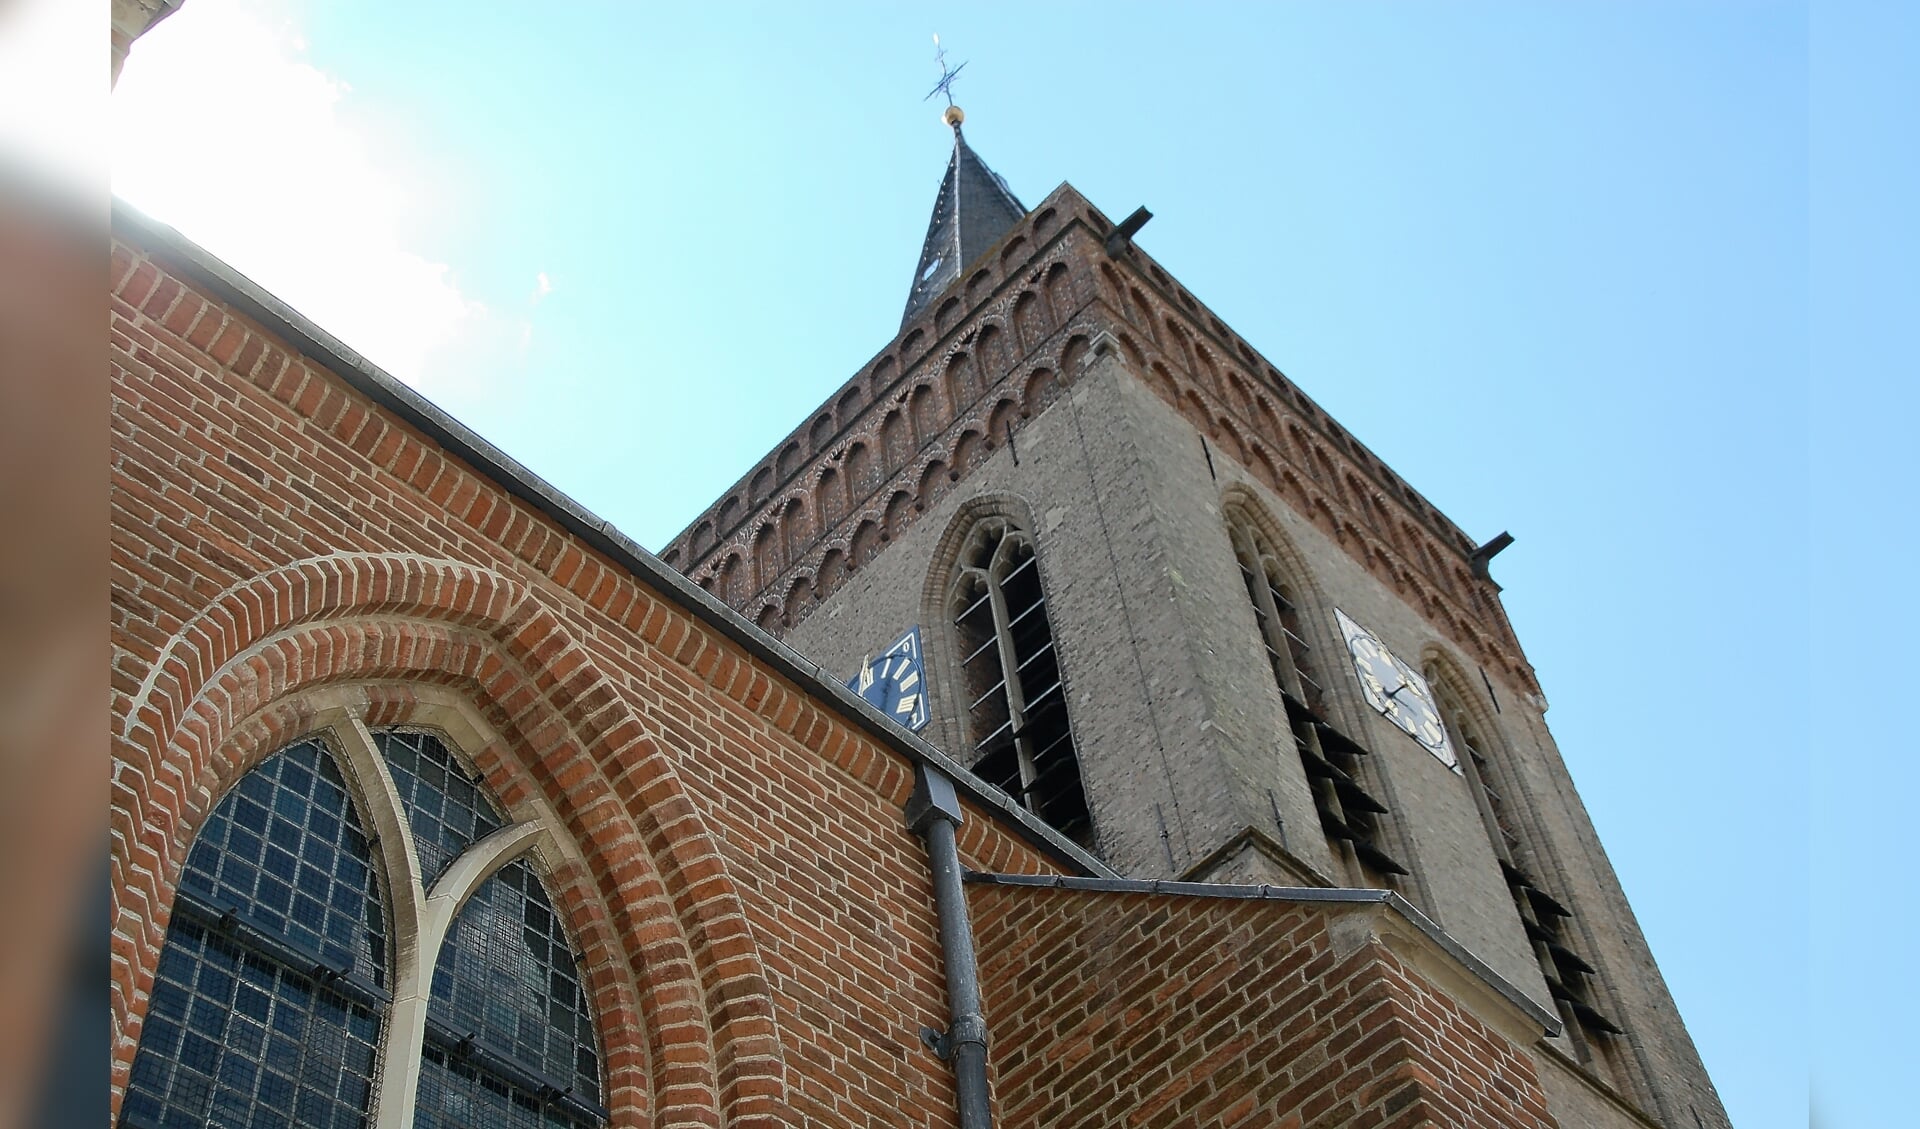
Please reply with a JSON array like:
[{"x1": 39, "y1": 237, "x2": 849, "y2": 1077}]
[
  {"x1": 110, "y1": 0, "x2": 480, "y2": 387},
  {"x1": 0, "y1": 0, "x2": 103, "y2": 199},
  {"x1": 534, "y1": 271, "x2": 555, "y2": 301}
]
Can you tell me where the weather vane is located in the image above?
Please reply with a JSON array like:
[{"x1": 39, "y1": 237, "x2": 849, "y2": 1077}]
[{"x1": 925, "y1": 33, "x2": 967, "y2": 125}]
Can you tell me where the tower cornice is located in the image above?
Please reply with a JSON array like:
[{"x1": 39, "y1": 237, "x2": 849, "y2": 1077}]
[{"x1": 659, "y1": 183, "x2": 1539, "y2": 697}]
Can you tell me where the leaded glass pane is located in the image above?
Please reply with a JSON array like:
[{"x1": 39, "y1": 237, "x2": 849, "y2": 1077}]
[
  {"x1": 418, "y1": 859, "x2": 604, "y2": 1127},
  {"x1": 122, "y1": 740, "x2": 384, "y2": 1129},
  {"x1": 415, "y1": 1043, "x2": 595, "y2": 1129},
  {"x1": 377, "y1": 729, "x2": 506, "y2": 886}
]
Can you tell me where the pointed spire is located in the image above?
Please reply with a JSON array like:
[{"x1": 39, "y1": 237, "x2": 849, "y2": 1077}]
[{"x1": 900, "y1": 115, "x2": 1027, "y2": 328}]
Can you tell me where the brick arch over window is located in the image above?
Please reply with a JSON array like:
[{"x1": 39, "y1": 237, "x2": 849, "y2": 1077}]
[
  {"x1": 112, "y1": 553, "x2": 787, "y2": 1127},
  {"x1": 922, "y1": 494, "x2": 1043, "y2": 611},
  {"x1": 1217, "y1": 490, "x2": 1334, "y2": 664}
]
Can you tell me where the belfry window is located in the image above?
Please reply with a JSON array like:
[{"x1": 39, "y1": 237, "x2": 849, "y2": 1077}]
[
  {"x1": 949, "y1": 518, "x2": 1094, "y2": 847},
  {"x1": 1229, "y1": 518, "x2": 1408, "y2": 887},
  {"x1": 1432, "y1": 677, "x2": 1629, "y2": 1079},
  {"x1": 122, "y1": 725, "x2": 607, "y2": 1129}
]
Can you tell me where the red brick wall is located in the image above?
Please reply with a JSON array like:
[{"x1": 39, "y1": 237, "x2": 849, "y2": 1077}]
[
  {"x1": 111, "y1": 225, "x2": 1556, "y2": 1129},
  {"x1": 109, "y1": 231, "x2": 1064, "y2": 1127},
  {"x1": 970, "y1": 885, "x2": 1557, "y2": 1129}
]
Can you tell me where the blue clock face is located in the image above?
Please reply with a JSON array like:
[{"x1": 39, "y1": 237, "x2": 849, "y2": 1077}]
[{"x1": 845, "y1": 626, "x2": 931, "y2": 732}]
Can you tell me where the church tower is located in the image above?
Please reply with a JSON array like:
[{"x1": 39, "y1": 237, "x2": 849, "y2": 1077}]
[{"x1": 658, "y1": 109, "x2": 1728, "y2": 1128}]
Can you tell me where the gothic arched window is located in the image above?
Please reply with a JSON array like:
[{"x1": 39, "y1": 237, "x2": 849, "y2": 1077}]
[
  {"x1": 121, "y1": 739, "x2": 386, "y2": 1129},
  {"x1": 948, "y1": 517, "x2": 1093, "y2": 847},
  {"x1": 1428, "y1": 674, "x2": 1630, "y2": 1086},
  {"x1": 121, "y1": 724, "x2": 607, "y2": 1129},
  {"x1": 1228, "y1": 514, "x2": 1408, "y2": 888}
]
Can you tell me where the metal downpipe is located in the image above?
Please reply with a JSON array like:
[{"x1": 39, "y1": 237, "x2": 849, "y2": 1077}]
[{"x1": 907, "y1": 765, "x2": 993, "y2": 1129}]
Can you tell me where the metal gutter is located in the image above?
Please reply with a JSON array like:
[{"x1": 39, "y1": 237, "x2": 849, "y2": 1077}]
[{"x1": 111, "y1": 196, "x2": 1117, "y2": 882}]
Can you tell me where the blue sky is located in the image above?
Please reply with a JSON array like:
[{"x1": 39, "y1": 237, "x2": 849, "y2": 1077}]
[{"x1": 113, "y1": 3, "x2": 1823, "y2": 1125}]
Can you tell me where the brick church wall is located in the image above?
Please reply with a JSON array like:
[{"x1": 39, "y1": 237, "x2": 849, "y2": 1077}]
[
  {"x1": 971, "y1": 885, "x2": 1557, "y2": 1129},
  {"x1": 110, "y1": 213, "x2": 1568, "y2": 1129},
  {"x1": 110, "y1": 226, "x2": 1066, "y2": 1127}
]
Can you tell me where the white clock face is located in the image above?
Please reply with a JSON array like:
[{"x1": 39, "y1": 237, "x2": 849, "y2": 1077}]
[{"x1": 1334, "y1": 610, "x2": 1458, "y2": 773}]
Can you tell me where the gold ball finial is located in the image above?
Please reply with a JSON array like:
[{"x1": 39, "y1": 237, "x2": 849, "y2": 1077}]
[{"x1": 942, "y1": 104, "x2": 965, "y2": 127}]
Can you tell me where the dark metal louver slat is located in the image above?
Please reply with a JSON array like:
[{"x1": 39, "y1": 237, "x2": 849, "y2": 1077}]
[
  {"x1": 1279, "y1": 685, "x2": 1321, "y2": 723},
  {"x1": 1299, "y1": 749, "x2": 1343, "y2": 780},
  {"x1": 972, "y1": 715, "x2": 1015, "y2": 751},
  {"x1": 968, "y1": 680, "x2": 1009, "y2": 714},
  {"x1": 1013, "y1": 639, "x2": 1056, "y2": 674},
  {"x1": 1024, "y1": 751, "x2": 1083, "y2": 794},
  {"x1": 1548, "y1": 942, "x2": 1597, "y2": 975},
  {"x1": 969, "y1": 745, "x2": 1021, "y2": 792},
  {"x1": 998, "y1": 554, "x2": 1038, "y2": 586},
  {"x1": 1026, "y1": 725, "x2": 1075, "y2": 765},
  {"x1": 1571, "y1": 1001, "x2": 1627, "y2": 1036},
  {"x1": 1526, "y1": 887, "x2": 1574, "y2": 918},
  {"x1": 1313, "y1": 721, "x2": 1373, "y2": 759},
  {"x1": 1353, "y1": 841, "x2": 1412, "y2": 876},
  {"x1": 1316, "y1": 809, "x2": 1359, "y2": 841},
  {"x1": 953, "y1": 588, "x2": 993, "y2": 626},
  {"x1": 960, "y1": 633, "x2": 1001, "y2": 667},
  {"x1": 1334, "y1": 778, "x2": 1390, "y2": 814},
  {"x1": 1004, "y1": 594, "x2": 1048, "y2": 633}
]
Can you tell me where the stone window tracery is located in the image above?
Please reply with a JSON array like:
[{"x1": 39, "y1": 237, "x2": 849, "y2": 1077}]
[
  {"x1": 948, "y1": 517, "x2": 1094, "y2": 847},
  {"x1": 122, "y1": 722, "x2": 607, "y2": 1129}
]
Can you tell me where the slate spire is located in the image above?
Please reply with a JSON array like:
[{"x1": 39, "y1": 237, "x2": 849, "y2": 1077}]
[{"x1": 901, "y1": 109, "x2": 1027, "y2": 328}]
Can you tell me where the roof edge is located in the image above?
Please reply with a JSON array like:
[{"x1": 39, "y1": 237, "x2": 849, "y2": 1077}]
[{"x1": 110, "y1": 195, "x2": 1118, "y2": 882}]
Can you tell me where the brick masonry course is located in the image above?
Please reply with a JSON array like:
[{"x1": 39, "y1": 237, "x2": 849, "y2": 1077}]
[{"x1": 109, "y1": 193, "x2": 1725, "y2": 1129}]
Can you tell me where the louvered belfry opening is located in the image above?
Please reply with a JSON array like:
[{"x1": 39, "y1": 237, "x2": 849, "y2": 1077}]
[
  {"x1": 1437, "y1": 690, "x2": 1629, "y2": 1079},
  {"x1": 1230, "y1": 521, "x2": 1409, "y2": 888},
  {"x1": 950, "y1": 518, "x2": 1093, "y2": 847}
]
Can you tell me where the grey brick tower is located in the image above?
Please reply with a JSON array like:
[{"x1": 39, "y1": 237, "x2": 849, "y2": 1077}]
[{"x1": 658, "y1": 113, "x2": 1729, "y2": 1129}]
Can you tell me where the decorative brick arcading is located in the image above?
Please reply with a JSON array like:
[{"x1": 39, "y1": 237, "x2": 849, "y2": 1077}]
[
  {"x1": 666, "y1": 198, "x2": 1090, "y2": 634},
  {"x1": 658, "y1": 185, "x2": 1537, "y2": 696}
]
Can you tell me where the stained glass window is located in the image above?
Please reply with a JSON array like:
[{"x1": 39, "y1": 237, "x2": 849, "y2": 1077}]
[
  {"x1": 122, "y1": 727, "x2": 607, "y2": 1129},
  {"x1": 378, "y1": 728, "x2": 506, "y2": 885},
  {"x1": 375, "y1": 731, "x2": 606, "y2": 1129},
  {"x1": 121, "y1": 740, "x2": 386, "y2": 1129}
]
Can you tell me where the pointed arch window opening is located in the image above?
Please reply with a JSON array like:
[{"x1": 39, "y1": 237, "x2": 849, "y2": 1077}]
[
  {"x1": 949, "y1": 519, "x2": 1093, "y2": 848},
  {"x1": 121, "y1": 724, "x2": 609, "y2": 1129},
  {"x1": 1229, "y1": 520, "x2": 1407, "y2": 889},
  {"x1": 1431, "y1": 680, "x2": 1630, "y2": 1081},
  {"x1": 122, "y1": 738, "x2": 388, "y2": 1129}
]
